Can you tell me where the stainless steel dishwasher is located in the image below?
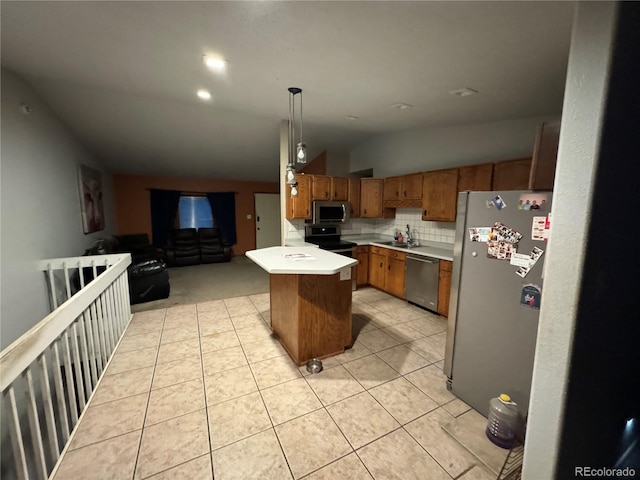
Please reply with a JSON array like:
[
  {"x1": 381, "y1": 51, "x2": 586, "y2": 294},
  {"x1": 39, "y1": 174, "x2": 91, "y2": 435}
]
[{"x1": 405, "y1": 254, "x2": 440, "y2": 312}]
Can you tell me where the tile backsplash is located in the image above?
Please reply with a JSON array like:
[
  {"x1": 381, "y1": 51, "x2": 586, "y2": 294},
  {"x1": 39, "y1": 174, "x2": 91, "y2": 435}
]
[{"x1": 285, "y1": 208, "x2": 456, "y2": 244}]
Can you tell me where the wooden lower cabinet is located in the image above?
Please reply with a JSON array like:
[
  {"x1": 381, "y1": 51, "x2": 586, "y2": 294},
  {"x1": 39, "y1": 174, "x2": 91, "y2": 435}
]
[
  {"x1": 385, "y1": 250, "x2": 407, "y2": 299},
  {"x1": 356, "y1": 246, "x2": 370, "y2": 286},
  {"x1": 368, "y1": 246, "x2": 406, "y2": 298},
  {"x1": 270, "y1": 272, "x2": 352, "y2": 365},
  {"x1": 438, "y1": 260, "x2": 452, "y2": 317},
  {"x1": 369, "y1": 249, "x2": 386, "y2": 289}
]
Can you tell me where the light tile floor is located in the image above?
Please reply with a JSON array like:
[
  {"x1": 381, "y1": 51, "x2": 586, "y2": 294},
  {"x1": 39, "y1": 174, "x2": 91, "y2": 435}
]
[{"x1": 53, "y1": 288, "x2": 499, "y2": 480}]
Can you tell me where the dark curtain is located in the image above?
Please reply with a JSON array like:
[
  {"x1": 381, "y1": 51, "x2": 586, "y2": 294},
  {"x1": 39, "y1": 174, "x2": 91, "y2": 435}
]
[
  {"x1": 149, "y1": 189, "x2": 181, "y2": 247},
  {"x1": 206, "y1": 192, "x2": 237, "y2": 245}
]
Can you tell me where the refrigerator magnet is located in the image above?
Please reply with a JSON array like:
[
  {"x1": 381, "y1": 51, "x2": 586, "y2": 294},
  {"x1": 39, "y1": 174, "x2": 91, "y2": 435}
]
[
  {"x1": 469, "y1": 227, "x2": 492, "y2": 242},
  {"x1": 531, "y1": 216, "x2": 546, "y2": 241},
  {"x1": 490, "y1": 195, "x2": 507, "y2": 210},
  {"x1": 520, "y1": 284, "x2": 542, "y2": 310},
  {"x1": 487, "y1": 240, "x2": 517, "y2": 260},
  {"x1": 493, "y1": 222, "x2": 523, "y2": 243},
  {"x1": 518, "y1": 193, "x2": 548, "y2": 211}
]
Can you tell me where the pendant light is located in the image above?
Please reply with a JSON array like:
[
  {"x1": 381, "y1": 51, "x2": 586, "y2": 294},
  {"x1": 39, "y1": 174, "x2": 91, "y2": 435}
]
[{"x1": 288, "y1": 87, "x2": 307, "y2": 165}]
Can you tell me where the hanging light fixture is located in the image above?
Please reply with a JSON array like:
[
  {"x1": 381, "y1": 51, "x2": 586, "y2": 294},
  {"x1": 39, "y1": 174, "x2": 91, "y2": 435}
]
[{"x1": 288, "y1": 87, "x2": 307, "y2": 165}]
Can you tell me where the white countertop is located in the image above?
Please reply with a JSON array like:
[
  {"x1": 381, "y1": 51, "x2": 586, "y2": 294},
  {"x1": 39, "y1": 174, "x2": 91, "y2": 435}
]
[
  {"x1": 246, "y1": 246, "x2": 358, "y2": 275},
  {"x1": 343, "y1": 234, "x2": 455, "y2": 261}
]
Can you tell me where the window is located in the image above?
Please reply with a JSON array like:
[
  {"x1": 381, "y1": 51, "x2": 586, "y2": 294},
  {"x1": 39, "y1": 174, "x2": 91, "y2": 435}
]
[{"x1": 177, "y1": 196, "x2": 214, "y2": 229}]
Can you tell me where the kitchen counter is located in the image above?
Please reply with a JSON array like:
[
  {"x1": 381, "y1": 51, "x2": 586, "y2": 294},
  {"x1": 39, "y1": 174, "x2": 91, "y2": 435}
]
[
  {"x1": 246, "y1": 247, "x2": 355, "y2": 365},
  {"x1": 342, "y1": 234, "x2": 455, "y2": 261},
  {"x1": 246, "y1": 246, "x2": 356, "y2": 274}
]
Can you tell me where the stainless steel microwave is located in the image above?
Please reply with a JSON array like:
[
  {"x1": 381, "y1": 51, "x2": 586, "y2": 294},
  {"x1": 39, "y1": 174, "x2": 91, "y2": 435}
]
[{"x1": 312, "y1": 200, "x2": 350, "y2": 224}]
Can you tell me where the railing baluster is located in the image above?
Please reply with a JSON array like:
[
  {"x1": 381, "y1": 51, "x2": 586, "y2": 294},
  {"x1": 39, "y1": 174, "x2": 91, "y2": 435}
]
[
  {"x1": 84, "y1": 308, "x2": 99, "y2": 386},
  {"x1": 47, "y1": 264, "x2": 58, "y2": 310},
  {"x1": 92, "y1": 301, "x2": 106, "y2": 374},
  {"x1": 116, "y1": 277, "x2": 127, "y2": 334},
  {"x1": 102, "y1": 290, "x2": 113, "y2": 354},
  {"x1": 71, "y1": 322, "x2": 86, "y2": 410},
  {"x1": 96, "y1": 294, "x2": 109, "y2": 361},
  {"x1": 63, "y1": 261, "x2": 72, "y2": 301},
  {"x1": 6, "y1": 387, "x2": 29, "y2": 480},
  {"x1": 52, "y1": 341, "x2": 71, "y2": 443},
  {"x1": 39, "y1": 352, "x2": 61, "y2": 461},
  {"x1": 26, "y1": 368, "x2": 48, "y2": 479},
  {"x1": 62, "y1": 331, "x2": 79, "y2": 426},
  {"x1": 79, "y1": 261, "x2": 85, "y2": 289},
  {"x1": 79, "y1": 312, "x2": 94, "y2": 398}
]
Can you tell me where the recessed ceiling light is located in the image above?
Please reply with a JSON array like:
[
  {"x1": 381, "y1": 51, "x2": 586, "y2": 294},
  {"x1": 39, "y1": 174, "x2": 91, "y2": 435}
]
[
  {"x1": 203, "y1": 55, "x2": 226, "y2": 72},
  {"x1": 197, "y1": 89, "x2": 212, "y2": 100},
  {"x1": 449, "y1": 87, "x2": 479, "y2": 97},
  {"x1": 392, "y1": 103, "x2": 413, "y2": 110},
  {"x1": 346, "y1": 115, "x2": 359, "y2": 121}
]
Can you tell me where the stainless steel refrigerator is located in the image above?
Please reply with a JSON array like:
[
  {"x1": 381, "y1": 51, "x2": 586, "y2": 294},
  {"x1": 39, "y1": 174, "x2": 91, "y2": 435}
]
[{"x1": 444, "y1": 190, "x2": 552, "y2": 417}]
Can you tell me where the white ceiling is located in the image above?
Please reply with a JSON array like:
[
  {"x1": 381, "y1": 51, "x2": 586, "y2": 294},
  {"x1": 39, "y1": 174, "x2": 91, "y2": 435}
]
[{"x1": 1, "y1": 1, "x2": 575, "y2": 182}]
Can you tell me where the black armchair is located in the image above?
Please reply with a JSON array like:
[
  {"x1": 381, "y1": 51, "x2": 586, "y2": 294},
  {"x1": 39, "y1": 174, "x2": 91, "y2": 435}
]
[
  {"x1": 165, "y1": 228, "x2": 201, "y2": 267},
  {"x1": 81, "y1": 233, "x2": 170, "y2": 305},
  {"x1": 198, "y1": 228, "x2": 232, "y2": 264}
]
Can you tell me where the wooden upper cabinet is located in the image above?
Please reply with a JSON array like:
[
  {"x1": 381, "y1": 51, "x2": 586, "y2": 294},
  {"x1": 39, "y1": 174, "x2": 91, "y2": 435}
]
[
  {"x1": 458, "y1": 163, "x2": 494, "y2": 192},
  {"x1": 286, "y1": 174, "x2": 312, "y2": 220},
  {"x1": 384, "y1": 176, "x2": 403, "y2": 202},
  {"x1": 383, "y1": 173, "x2": 423, "y2": 207},
  {"x1": 492, "y1": 158, "x2": 533, "y2": 191},
  {"x1": 331, "y1": 177, "x2": 349, "y2": 201},
  {"x1": 402, "y1": 173, "x2": 423, "y2": 200},
  {"x1": 311, "y1": 175, "x2": 331, "y2": 200},
  {"x1": 360, "y1": 178, "x2": 385, "y2": 218},
  {"x1": 348, "y1": 178, "x2": 361, "y2": 218},
  {"x1": 529, "y1": 121, "x2": 560, "y2": 190},
  {"x1": 422, "y1": 168, "x2": 459, "y2": 222}
]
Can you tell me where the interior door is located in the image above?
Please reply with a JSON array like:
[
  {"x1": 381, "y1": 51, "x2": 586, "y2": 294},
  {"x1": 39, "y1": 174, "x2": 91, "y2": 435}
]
[{"x1": 254, "y1": 193, "x2": 281, "y2": 249}]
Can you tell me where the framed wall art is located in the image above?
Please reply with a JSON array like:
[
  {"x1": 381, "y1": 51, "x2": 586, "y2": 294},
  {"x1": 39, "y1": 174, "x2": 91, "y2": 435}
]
[{"x1": 78, "y1": 164, "x2": 105, "y2": 234}]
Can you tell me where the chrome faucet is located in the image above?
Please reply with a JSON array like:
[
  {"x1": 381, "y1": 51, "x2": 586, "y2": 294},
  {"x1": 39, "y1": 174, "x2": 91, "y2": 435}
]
[{"x1": 406, "y1": 224, "x2": 412, "y2": 245}]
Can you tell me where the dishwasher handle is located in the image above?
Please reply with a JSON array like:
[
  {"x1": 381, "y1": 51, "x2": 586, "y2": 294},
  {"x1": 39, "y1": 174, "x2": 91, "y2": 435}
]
[{"x1": 407, "y1": 256, "x2": 439, "y2": 264}]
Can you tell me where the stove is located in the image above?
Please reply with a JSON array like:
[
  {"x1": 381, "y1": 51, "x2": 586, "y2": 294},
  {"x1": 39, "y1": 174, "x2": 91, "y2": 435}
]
[{"x1": 304, "y1": 225, "x2": 357, "y2": 256}]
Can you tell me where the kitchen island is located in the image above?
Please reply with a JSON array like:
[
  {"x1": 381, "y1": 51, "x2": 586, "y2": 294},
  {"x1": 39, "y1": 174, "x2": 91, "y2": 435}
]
[{"x1": 246, "y1": 246, "x2": 357, "y2": 365}]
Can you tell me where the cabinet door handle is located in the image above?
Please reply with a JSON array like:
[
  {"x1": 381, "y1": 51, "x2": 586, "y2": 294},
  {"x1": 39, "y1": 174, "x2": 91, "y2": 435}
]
[
  {"x1": 380, "y1": 262, "x2": 383, "y2": 268},
  {"x1": 423, "y1": 209, "x2": 427, "y2": 216},
  {"x1": 364, "y1": 209, "x2": 367, "y2": 215},
  {"x1": 388, "y1": 265, "x2": 391, "y2": 270},
  {"x1": 404, "y1": 190, "x2": 407, "y2": 197}
]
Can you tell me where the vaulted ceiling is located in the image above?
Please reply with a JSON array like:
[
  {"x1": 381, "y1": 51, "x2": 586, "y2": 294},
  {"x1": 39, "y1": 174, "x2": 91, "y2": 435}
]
[{"x1": 1, "y1": 1, "x2": 575, "y2": 182}]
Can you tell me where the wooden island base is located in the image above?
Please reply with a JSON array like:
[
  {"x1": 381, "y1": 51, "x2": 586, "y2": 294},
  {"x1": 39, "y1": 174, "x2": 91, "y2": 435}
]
[{"x1": 269, "y1": 272, "x2": 353, "y2": 366}]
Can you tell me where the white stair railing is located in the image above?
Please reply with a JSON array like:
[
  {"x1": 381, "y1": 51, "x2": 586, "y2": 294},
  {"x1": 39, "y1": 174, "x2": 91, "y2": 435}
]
[{"x1": 0, "y1": 253, "x2": 132, "y2": 480}]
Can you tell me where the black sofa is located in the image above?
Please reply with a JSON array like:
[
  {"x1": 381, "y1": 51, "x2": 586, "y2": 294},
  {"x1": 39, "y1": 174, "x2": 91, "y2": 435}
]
[
  {"x1": 165, "y1": 228, "x2": 201, "y2": 267},
  {"x1": 164, "y1": 228, "x2": 232, "y2": 267},
  {"x1": 83, "y1": 234, "x2": 170, "y2": 305},
  {"x1": 198, "y1": 228, "x2": 233, "y2": 264}
]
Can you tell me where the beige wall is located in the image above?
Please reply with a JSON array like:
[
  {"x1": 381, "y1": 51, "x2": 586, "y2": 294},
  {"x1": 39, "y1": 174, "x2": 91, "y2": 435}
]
[{"x1": 113, "y1": 174, "x2": 279, "y2": 255}]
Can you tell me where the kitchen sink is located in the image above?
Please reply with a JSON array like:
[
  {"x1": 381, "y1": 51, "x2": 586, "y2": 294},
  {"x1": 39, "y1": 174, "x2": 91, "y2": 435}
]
[{"x1": 376, "y1": 241, "x2": 419, "y2": 249}]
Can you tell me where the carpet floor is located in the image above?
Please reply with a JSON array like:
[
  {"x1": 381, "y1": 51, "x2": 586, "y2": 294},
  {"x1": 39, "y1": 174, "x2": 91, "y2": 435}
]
[{"x1": 131, "y1": 256, "x2": 269, "y2": 313}]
